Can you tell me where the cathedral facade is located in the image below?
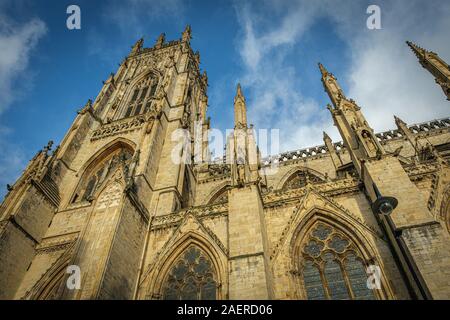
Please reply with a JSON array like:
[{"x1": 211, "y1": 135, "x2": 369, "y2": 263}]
[{"x1": 1, "y1": 27, "x2": 450, "y2": 300}]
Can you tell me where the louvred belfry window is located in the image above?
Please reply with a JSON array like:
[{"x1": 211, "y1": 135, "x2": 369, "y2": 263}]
[
  {"x1": 124, "y1": 76, "x2": 159, "y2": 118},
  {"x1": 300, "y1": 223, "x2": 377, "y2": 300},
  {"x1": 162, "y1": 246, "x2": 217, "y2": 300}
]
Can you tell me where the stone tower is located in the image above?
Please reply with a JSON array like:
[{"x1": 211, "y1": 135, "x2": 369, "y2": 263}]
[
  {"x1": 1, "y1": 29, "x2": 450, "y2": 300},
  {"x1": 0, "y1": 26, "x2": 209, "y2": 299}
]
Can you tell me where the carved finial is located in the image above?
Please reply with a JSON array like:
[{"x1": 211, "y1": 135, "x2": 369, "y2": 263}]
[
  {"x1": 234, "y1": 83, "x2": 247, "y2": 127},
  {"x1": 407, "y1": 41, "x2": 450, "y2": 100},
  {"x1": 182, "y1": 25, "x2": 192, "y2": 42},
  {"x1": 156, "y1": 33, "x2": 165, "y2": 48},
  {"x1": 108, "y1": 72, "x2": 115, "y2": 86},
  {"x1": 326, "y1": 104, "x2": 333, "y2": 113},
  {"x1": 406, "y1": 41, "x2": 427, "y2": 59},
  {"x1": 323, "y1": 131, "x2": 331, "y2": 142},
  {"x1": 201, "y1": 71, "x2": 208, "y2": 87},
  {"x1": 78, "y1": 99, "x2": 93, "y2": 115},
  {"x1": 394, "y1": 115, "x2": 406, "y2": 127},
  {"x1": 194, "y1": 51, "x2": 200, "y2": 64},
  {"x1": 6, "y1": 184, "x2": 13, "y2": 192},
  {"x1": 131, "y1": 37, "x2": 144, "y2": 55},
  {"x1": 45, "y1": 140, "x2": 54, "y2": 151},
  {"x1": 128, "y1": 149, "x2": 141, "y2": 179},
  {"x1": 85, "y1": 98, "x2": 92, "y2": 109},
  {"x1": 235, "y1": 83, "x2": 245, "y2": 102},
  {"x1": 318, "y1": 62, "x2": 329, "y2": 77}
]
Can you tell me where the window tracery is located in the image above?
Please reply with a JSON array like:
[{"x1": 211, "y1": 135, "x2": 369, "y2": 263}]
[
  {"x1": 71, "y1": 148, "x2": 132, "y2": 203},
  {"x1": 300, "y1": 223, "x2": 377, "y2": 300},
  {"x1": 162, "y1": 246, "x2": 217, "y2": 300},
  {"x1": 123, "y1": 76, "x2": 159, "y2": 118},
  {"x1": 283, "y1": 170, "x2": 324, "y2": 190}
]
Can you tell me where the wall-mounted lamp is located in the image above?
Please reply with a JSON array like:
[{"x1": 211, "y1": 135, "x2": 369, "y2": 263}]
[{"x1": 371, "y1": 183, "x2": 398, "y2": 215}]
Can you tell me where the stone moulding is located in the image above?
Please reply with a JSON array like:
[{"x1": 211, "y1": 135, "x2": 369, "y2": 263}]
[
  {"x1": 90, "y1": 115, "x2": 147, "y2": 141},
  {"x1": 262, "y1": 177, "x2": 361, "y2": 207},
  {"x1": 35, "y1": 233, "x2": 79, "y2": 255},
  {"x1": 151, "y1": 203, "x2": 228, "y2": 231}
]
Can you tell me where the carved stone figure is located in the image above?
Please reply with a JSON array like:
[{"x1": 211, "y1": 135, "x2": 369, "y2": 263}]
[{"x1": 2, "y1": 28, "x2": 450, "y2": 303}]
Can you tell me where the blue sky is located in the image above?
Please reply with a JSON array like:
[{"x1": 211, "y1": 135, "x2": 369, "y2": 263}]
[{"x1": 0, "y1": 0, "x2": 449, "y2": 199}]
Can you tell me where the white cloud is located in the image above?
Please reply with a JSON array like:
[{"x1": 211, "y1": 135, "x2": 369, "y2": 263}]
[
  {"x1": 0, "y1": 15, "x2": 47, "y2": 114},
  {"x1": 234, "y1": 0, "x2": 331, "y2": 153},
  {"x1": 233, "y1": 0, "x2": 450, "y2": 154},
  {"x1": 342, "y1": 0, "x2": 450, "y2": 131},
  {"x1": 0, "y1": 14, "x2": 47, "y2": 199}
]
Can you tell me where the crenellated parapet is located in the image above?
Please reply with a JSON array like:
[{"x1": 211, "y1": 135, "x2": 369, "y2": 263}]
[{"x1": 261, "y1": 117, "x2": 450, "y2": 167}]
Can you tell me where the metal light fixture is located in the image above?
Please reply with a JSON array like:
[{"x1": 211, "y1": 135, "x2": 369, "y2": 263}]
[{"x1": 371, "y1": 183, "x2": 398, "y2": 215}]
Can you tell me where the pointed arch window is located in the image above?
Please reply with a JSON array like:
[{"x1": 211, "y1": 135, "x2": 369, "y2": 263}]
[
  {"x1": 123, "y1": 76, "x2": 159, "y2": 118},
  {"x1": 162, "y1": 246, "x2": 217, "y2": 300},
  {"x1": 71, "y1": 148, "x2": 132, "y2": 203},
  {"x1": 300, "y1": 223, "x2": 377, "y2": 300}
]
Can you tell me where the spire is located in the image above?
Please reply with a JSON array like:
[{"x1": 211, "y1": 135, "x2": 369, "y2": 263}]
[
  {"x1": 320, "y1": 63, "x2": 385, "y2": 169},
  {"x1": 229, "y1": 84, "x2": 259, "y2": 186},
  {"x1": 182, "y1": 25, "x2": 192, "y2": 43},
  {"x1": 318, "y1": 63, "x2": 329, "y2": 77},
  {"x1": 406, "y1": 41, "x2": 450, "y2": 101},
  {"x1": 234, "y1": 83, "x2": 247, "y2": 127},
  {"x1": 394, "y1": 115, "x2": 407, "y2": 127},
  {"x1": 318, "y1": 63, "x2": 345, "y2": 108},
  {"x1": 236, "y1": 83, "x2": 244, "y2": 100},
  {"x1": 394, "y1": 115, "x2": 417, "y2": 152},
  {"x1": 323, "y1": 131, "x2": 342, "y2": 169},
  {"x1": 406, "y1": 41, "x2": 427, "y2": 59}
]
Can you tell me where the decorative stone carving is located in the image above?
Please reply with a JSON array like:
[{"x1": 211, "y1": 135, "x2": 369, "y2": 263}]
[{"x1": 90, "y1": 115, "x2": 146, "y2": 141}]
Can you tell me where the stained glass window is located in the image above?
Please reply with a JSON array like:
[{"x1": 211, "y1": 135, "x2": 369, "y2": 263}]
[
  {"x1": 324, "y1": 259, "x2": 349, "y2": 300},
  {"x1": 345, "y1": 253, "x2": 375, "y2": 300},
  {"x1": 301, "y1": 223, "x2": 378, "y2": 300},
  {"x1": 162, "y1": 246, "x2": 217, "y2": 300},
  {"x1": 303, "y1": 261, "x2": 326, "y2": 300}
]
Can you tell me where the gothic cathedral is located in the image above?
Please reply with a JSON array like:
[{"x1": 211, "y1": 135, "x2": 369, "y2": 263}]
[{"x1": 1, "y1": 27, "x2": 450, "y2": 300}]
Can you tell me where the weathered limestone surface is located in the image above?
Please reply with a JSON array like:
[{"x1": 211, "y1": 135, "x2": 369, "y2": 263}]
[{"x1": 0, "y1": 30, "x2": 449, "y2": 300}]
